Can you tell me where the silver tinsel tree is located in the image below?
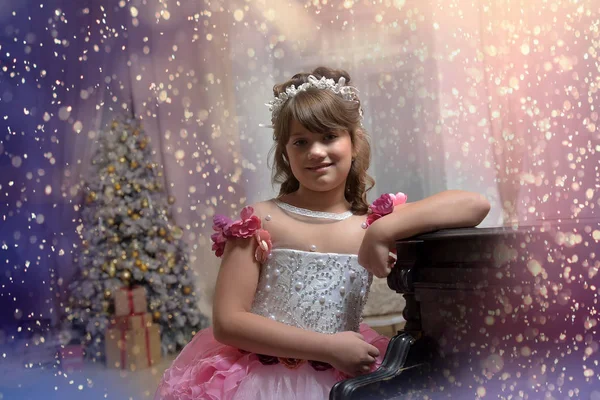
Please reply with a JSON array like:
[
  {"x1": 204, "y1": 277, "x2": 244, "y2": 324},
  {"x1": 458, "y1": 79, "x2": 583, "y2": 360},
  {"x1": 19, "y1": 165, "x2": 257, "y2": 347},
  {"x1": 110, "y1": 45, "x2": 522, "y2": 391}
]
[{"x1": 67, "y1": 115, "x2": 207, "y2": 360}]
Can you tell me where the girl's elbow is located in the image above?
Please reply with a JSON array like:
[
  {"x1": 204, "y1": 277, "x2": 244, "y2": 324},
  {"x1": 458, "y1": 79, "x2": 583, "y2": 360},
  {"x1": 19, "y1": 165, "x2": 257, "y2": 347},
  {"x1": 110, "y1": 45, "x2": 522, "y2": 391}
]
[
  {"x1": 470, "y1": 194, "x2": 491, "y2": 225},
  {"x1": 212, "y1": 311, "x2": 233, "y2": 344}
]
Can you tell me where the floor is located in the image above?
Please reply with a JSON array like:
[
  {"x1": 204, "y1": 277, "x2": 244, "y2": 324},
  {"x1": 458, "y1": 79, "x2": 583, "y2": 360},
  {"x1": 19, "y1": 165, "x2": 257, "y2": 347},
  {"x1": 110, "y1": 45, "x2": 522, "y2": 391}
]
[
  {"x1": 0, "y1": 354, "x2": 176, "y2": 400},
  {"x1": 0, "y1": 322, "x2": 401, "y2": 400}
]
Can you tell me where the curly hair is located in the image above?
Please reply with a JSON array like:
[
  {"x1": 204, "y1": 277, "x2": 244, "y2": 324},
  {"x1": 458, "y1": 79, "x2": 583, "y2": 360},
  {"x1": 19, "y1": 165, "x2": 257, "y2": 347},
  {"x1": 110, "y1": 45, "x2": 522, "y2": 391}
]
[{"x1": 268, "y1": 66, "x2": 374, "y2": 215}]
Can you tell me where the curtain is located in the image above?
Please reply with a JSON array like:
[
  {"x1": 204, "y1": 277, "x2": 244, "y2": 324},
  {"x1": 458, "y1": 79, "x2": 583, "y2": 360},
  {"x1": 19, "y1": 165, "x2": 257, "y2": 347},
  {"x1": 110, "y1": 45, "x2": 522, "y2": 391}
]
[{"x1": 2, "y1": 0, "x2": 596, "y2": 323}]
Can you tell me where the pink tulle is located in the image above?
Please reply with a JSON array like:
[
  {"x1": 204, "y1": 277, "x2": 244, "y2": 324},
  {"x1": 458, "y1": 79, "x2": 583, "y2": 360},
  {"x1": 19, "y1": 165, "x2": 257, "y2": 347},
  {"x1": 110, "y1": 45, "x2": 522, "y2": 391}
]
[{"x1": 155, "y1": 324, "x2": 390, "y2": 400}]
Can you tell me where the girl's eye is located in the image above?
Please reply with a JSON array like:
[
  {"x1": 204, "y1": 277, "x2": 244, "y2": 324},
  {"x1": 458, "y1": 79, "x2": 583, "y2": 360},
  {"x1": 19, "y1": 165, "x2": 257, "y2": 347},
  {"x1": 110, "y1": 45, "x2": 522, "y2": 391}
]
[
  {"x1": 325, "y1": 134, "x2": 337, "y2": 141},
  {"x1": 293, "y1": 139, "x2": 307, "y2": 146}
]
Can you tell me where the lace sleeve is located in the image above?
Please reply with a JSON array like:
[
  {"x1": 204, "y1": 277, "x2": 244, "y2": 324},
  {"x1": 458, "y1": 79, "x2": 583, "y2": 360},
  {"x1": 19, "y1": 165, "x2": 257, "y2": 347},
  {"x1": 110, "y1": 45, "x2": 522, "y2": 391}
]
[{"x1": 211, "y1": 206, "x2": 272, "y2": 262}]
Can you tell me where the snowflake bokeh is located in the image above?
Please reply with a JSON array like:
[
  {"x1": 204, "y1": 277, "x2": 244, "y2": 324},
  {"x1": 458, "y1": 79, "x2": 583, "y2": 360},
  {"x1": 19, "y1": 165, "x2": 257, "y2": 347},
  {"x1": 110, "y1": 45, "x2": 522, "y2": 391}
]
[{"x1": 0, "y1": 0, "x2": 598, "y2": 398}]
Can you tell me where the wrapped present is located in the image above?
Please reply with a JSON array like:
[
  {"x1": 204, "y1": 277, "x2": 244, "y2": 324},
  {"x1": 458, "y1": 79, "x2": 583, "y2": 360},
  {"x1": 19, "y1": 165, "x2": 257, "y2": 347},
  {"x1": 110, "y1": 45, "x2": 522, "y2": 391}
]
[
  {"x1": 114, "y1": 286, "x2": 147, "y2": 316},
  {"x1": 59, "y1": 343, "x2": 84, "y2": 372},
  {"x1": 105, "y1": 324, "x2": 161, "y2": 370},
  {"x1": 110, "y1": 313, "x2": 152, "y2": 331},
  {"x1": 21, "y1": 341, "x2": 58, "y2": 367}
]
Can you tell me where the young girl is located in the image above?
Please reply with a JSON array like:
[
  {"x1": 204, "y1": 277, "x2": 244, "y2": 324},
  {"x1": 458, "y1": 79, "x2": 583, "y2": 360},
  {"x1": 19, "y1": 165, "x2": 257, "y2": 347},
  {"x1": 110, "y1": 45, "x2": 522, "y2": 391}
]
[{"x1": 154, "y1": 67, "x2": 490, "y2": 399}]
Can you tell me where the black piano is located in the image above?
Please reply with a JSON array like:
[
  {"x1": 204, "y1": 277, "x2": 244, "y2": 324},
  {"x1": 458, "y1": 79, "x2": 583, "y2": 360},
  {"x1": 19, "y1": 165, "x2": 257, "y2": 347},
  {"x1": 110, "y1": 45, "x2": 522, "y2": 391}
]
[{"x1": 332, "y1": 222, "x2": 600, "y2": 399}]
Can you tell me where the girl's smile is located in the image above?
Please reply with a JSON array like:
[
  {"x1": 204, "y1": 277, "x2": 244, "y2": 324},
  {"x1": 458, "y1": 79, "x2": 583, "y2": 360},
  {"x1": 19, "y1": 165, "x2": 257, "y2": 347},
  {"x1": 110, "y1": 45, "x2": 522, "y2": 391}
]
[{"x1": 306, "y1": 162, "x2": 334, "y2": 172}]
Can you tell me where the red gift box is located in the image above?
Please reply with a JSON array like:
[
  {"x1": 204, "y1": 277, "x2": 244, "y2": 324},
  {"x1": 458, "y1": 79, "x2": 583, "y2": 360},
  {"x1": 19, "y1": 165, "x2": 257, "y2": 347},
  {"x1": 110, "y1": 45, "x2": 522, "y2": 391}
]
[
  {"x1": 59, "y1": 344, "x2": 84, "y2": 372},
  {"x1": 114, "y1": 286, "x2": 147, "y2": 316},
  {"x1": 105, "y1": 324, "x2": 161, "y2": 371}
]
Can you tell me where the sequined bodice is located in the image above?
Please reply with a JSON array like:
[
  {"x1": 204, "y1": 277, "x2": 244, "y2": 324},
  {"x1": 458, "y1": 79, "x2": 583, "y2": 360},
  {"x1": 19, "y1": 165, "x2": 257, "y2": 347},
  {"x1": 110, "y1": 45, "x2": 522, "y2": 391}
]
[{"x1": 250, "y1": 248, "x2": 372, "y2": 334}]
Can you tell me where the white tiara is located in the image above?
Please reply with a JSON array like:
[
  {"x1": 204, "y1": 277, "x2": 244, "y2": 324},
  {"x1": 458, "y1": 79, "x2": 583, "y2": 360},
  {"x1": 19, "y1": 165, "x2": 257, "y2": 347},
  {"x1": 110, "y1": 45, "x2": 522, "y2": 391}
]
[{"x1": 262, "y1": 75, "x2": 361, "y2": 128}]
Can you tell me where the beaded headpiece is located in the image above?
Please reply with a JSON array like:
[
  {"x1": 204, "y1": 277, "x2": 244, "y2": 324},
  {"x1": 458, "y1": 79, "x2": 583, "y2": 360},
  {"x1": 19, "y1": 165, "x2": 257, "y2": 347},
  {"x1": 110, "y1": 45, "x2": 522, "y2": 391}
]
[{"x1": 263, "y1": 75, "x2": 362, "y2": 128}]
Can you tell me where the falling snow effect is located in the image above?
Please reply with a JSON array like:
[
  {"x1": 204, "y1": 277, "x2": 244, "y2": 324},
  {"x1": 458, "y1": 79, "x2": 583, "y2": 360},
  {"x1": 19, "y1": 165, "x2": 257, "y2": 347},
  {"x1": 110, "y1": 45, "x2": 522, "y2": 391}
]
[{"x1": 0, "y1": 0, "x2": 599, "y2": 398}]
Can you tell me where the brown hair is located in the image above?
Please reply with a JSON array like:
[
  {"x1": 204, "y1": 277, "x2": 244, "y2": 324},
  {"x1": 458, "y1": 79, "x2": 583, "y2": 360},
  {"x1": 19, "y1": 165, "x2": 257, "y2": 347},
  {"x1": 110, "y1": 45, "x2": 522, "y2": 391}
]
[{"x1": 269, "y1": 66, "x2": 374, "y2": 215}]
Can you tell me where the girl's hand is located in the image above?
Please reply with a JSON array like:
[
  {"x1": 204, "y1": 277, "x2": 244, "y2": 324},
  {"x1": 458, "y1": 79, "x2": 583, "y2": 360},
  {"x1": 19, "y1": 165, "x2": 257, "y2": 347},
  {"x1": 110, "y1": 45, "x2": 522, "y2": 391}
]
[
  {"x1": 325, "y1": 331, "x2": 380, "y2": 377},
  {"x1": 358, "y1": 221, "x2": 396, "y2": 278}
]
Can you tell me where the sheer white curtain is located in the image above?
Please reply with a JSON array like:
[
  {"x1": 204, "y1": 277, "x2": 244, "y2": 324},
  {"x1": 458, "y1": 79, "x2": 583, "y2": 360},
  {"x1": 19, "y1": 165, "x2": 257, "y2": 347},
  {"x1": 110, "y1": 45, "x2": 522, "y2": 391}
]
[{"x1": 9, "y1": 0, "x2": 595, "y2": 319}]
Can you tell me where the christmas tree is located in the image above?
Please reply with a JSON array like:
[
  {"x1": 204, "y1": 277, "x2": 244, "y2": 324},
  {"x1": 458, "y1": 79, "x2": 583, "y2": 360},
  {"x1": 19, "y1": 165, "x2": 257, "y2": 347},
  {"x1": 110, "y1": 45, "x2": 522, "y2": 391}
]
[{"x1": 67, "y1": 115, "x2": 206, "y2": 360}]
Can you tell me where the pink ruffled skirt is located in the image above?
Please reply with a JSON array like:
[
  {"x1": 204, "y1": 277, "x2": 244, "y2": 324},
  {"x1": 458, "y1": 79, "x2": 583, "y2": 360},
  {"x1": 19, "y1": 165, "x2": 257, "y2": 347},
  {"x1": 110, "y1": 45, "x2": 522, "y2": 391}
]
[{"x1": 154, "y1": 324, "x2": 390, "y2": 400}]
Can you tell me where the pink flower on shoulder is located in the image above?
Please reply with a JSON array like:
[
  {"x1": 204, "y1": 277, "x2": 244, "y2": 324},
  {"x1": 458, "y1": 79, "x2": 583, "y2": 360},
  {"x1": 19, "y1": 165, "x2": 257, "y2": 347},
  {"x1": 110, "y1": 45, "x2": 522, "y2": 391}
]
[
  {"x1": 366, "y1": 213, "x2": 383, "y2": 227},
  {"x1": 363, "y1": 192, "x2": 408, "y2": 229},
  {"x1": 254, "y1": 229, "x2": 272, "y2": 263},
  {"x1": 211, "y1": 232, "x2": 227, "y2": 257},
  {"x1": 370, "y1": 193, "x2": 395, "y2": 215},
  {"x1": 391, "y1": 192, "x2": 408, "y2": 206},
  {"x1": 211, "y1": 214, "x2": 233, "y2": 257},
  {"x1": 229, "y1": 206, "x2": 261, "y2": 238},
  {"x1": 213, "y1": 214, "x2": 233, "y2": 234}
]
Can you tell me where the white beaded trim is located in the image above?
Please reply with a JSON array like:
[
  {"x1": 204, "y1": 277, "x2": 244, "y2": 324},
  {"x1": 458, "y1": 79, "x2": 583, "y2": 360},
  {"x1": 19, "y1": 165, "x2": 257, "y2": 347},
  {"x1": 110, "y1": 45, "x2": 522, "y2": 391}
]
[{"x1": 273, "y1": 199, "x2": 353, "y2": 221}]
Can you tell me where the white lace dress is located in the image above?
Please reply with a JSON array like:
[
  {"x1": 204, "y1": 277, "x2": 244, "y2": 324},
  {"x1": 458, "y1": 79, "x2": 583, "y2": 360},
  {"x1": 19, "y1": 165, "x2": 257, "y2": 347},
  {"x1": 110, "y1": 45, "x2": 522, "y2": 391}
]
[{"x1": 155, "y1": 199, "x2": 389, "y2": 400}]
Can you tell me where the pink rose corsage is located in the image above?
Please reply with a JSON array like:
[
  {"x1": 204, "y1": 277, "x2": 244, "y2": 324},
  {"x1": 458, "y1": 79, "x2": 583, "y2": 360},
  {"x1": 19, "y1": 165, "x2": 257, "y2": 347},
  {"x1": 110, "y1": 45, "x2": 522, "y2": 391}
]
[
  {"x1": 228, "y1": 206, "x2": 261, "y2": 238},
  {"x1": 254, "y1": 229, "x2": 272, "y2": 263},
  {"x1": 210, "y1": 206, "x2": 273, "y2": 262},
  {"x1": 363, "y1": 192, "x2": 407, "y2": 229}
]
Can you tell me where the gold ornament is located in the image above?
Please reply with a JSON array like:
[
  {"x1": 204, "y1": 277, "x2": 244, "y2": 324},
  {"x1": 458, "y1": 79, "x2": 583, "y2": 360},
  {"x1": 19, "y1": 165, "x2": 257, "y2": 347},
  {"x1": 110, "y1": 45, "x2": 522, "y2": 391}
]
[
  {"x1": 132, "y1": 213, "x2": 141, "y2": 221},
  {"x1": 130, "y1": 160, "x2": 139, "y2": 169},
  {"x1": 107, "y1": 165, "x2": 116, "y2": 174},
  {"x1": 167, "y1": 257, "x2": 175, "y2": 268},
  {"x1": 168, "y1": 196, "x2": 176, "y2": 205},
  {"x1": 133, "y1": 183, "x2": 141, "y2": 192},
  {"x1": 172, "y1": 226, "x2": 183, "y2": 239},
  {"x1": 153, "y1": 311, "x2": 161, "y2": 320},
  {"x1": 108, "y1": 266, "x2": 116, "y2": 277},
  {"x1": 104, "y1": 290, "x2": 112, "y2": 299},
  {"x1": 82, "y1": 269, "x2": 89, "y2": 277},
  {"x1": 146, "y1": 163, "x2": 153, "y2": 170},
  {"x1": 141, "y1": 199, "x2": 149, "y2": 208},
  {"x1": 120, "y1": 133, "x2": 128, "y2": 142},
  {"x1": 158, "y1": 228, "x2": 166, "y2": 237},
  {"x1": 119, "y1": 157, "x2": 126, "y2": 163},
  {"x1": 114, "y1": 182, "x2": 121, "y2": 191},
  {"x1": 82, "y1": 240, "x2": 89, "y2": 248},
  {"x1": 120, "y1": 270, "x2": 131, "y2": 281},
  {"x1": 135, "y1": 259, "x2": 142, "y2": 267},
  {"x1": 127, "y1": 209, "x2": 133, "y2": 216},
  {"x1": 147, "y1": 183, "x2": 155, "y2": 191},
  {"x1": 158, "y1": 267, "x2": 165, "y2": 274},
  {"x1": 183, "y1": 286, "x2": 192, "y2": 295},
  {"x1": 133, "y1": 129, "x2": 140, "y2": 136},
  {"x1": 139, "y1": 139, "x2": 147, "y2": 150},
  {"x1": 132, "y1": 250, "x2": 139, "y2": 258},
  {"x1": 86, "y1": 192, "x2": 97, "y2": 204},
  {"x1": 139, "y1": 263, "x2": 148, "y2": 272},
  {"x1": 107, "y1": 218, "x2": 115, "y2": 226},
  {"x1": 110, "y1": 235, "x2": 120, "y2": 243},
  {"x1": 111, "y1": 121, "x2": 118, "y2": 130},
  {"x1": 101, "y1": 262, "x2": 109, "y2": 271}
]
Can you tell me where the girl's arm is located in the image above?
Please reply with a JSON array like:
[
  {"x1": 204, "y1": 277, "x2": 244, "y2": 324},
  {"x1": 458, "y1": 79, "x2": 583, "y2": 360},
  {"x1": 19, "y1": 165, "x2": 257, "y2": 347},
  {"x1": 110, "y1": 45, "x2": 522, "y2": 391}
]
[
  {"x1": 358, "y1": 190, "x2": 490, "y2": 277},
  {"x1": 212, "y1": 234, "x2": 379, "y2": 372}
]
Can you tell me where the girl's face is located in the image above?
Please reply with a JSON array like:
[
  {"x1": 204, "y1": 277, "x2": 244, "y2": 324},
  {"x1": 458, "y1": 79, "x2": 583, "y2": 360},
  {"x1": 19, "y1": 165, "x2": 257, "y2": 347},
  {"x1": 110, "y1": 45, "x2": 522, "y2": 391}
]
[{"x1": 285, "y1": 119, "x2": 353, "y2": 193}]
